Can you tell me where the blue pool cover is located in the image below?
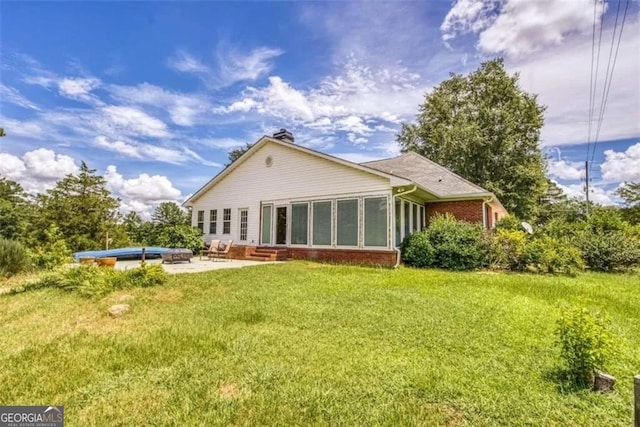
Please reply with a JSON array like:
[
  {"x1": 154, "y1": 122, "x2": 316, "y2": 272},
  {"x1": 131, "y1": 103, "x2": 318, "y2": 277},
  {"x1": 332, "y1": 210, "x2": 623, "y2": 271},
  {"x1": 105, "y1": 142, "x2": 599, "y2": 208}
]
[{"x1": 73, "y1": 247, "x2": 171, "y2": 261}]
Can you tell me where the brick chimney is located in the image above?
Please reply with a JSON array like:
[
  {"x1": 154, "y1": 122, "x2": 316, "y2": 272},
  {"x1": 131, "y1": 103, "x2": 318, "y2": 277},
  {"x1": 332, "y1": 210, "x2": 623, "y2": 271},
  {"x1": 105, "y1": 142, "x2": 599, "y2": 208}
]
[{"x1": 273, "y1": 128, "x2": 294, "y2": 143}]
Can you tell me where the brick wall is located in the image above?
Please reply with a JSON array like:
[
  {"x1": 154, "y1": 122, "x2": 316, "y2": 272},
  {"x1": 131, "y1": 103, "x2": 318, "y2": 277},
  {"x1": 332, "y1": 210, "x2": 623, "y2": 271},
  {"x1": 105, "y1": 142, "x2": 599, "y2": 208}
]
[
  {"x1": 426, "y1": 200, "x2": 485, "y2": 226},
  {"x1": 288, "y1": 248, "x2": 397, "y2": 267}
]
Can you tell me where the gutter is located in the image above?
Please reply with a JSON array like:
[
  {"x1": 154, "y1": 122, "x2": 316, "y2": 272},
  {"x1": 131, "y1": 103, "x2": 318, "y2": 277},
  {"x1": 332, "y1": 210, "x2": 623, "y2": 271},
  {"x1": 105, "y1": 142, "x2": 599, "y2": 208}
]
[{"x1": 392, "y1": 185, "x2": 418, "y2": 269}]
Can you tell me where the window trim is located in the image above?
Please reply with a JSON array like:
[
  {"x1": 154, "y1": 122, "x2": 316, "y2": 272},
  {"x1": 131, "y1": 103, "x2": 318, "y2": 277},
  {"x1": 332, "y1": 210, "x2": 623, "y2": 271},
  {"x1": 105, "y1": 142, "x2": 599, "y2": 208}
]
[
  {"x1": 238, "y1": 208, "x2": 248, "y2": 242},
  {"x1": 222, "y1": 208, "x2": 231, "y2": 235},
  {"x1": 196, "y1": 210, "x2": 204, "y2": 233},
  {"x1": 290, "y1": 202, "x2": 310, "y2": 246},
  {"x1": 209, "y1": 209, "x2": 217, "y2": 235},
  {"x1": 311, "y1": 200, "x2": 333, "y2": 247},
  {"x1": 260, "y1": 204, "x2": 273, "y2": 245},
  {"x1": 363, "y1": 196, "x2": 389, "y2": 248},
  {"x1": 336, "y1": 198, "x2": 360, "y2": 248}
]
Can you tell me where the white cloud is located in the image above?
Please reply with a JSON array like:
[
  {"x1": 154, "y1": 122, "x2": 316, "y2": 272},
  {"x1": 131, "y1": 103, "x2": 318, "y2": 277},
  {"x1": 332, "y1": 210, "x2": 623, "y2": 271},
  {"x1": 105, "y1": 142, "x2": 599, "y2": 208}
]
[
  {"x1": 0, "y1": 148, "x2": 78, "y2": 193},
  {"x1": 94, "y1": 136, "x2": 186, "y2": 163},
  {"x1": 217, "y1": 45, "x2": 284, "y2": 85},
  {"x1": 105, "y1": 165, "x2": 182, "y2": 207},
  {"x1": 547, "y1": 158, "x2": 584, "y2": 180},
  {"x1": 100, "y1": 106, "x2": 168, "y2": 138},
  {"x1": 555, "y1": 180, "x2": 617, "y2": 205},
  {"x1": 108, "y1": 83, "x2": 210, "y2": 126},
  {"x1": 0, "y1": 84, "x2": 39, "y2": 110},
  {"x1": 442, "y1": 0, "x2": 607, "y2": 57},
  {"x1": 58, "y1": 77, "x2": 101, "y2": 101},
  {"x1": 167, "y1": 52, "x2": 209, "y2": 73},
  {"x1": 510, "y1": 17, "x2": 640, "y2": 146},
  {"x1": 600, "y1": 142, "x2": 640, "y2": 182},
  {"x1": 214, "y1": 57, "x2": 429, "y2": 139}
]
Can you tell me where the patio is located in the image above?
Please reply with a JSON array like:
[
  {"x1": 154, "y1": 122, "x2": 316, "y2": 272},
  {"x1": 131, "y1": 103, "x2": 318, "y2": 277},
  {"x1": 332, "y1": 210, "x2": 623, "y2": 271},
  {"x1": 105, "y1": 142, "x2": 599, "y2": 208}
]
[{"x1": 114, "y1": 258, "x2": 281, "y2": 274}]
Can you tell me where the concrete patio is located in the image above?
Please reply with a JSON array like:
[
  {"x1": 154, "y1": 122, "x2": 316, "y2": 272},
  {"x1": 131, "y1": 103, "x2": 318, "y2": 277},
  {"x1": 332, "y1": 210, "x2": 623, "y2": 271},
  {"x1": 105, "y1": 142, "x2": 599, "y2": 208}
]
[{"x1": 114, "y1": 258, "x2": 281, "y2": 274}]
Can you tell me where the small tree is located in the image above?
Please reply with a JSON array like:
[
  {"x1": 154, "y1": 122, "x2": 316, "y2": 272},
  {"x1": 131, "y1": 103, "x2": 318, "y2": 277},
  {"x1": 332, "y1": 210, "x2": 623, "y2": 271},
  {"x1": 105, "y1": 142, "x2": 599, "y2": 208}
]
[
  {"x1": 226, "y1": 142, "x2": 254, "y2": 166},
  {"x1": 556, "y1": 306, "x2": 618, "y2": 387}
]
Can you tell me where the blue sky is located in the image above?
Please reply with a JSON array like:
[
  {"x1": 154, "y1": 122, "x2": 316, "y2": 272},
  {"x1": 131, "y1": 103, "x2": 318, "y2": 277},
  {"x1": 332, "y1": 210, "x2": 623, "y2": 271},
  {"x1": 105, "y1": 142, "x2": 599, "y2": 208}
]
[{"x1": 1, "y1": 0, "x2": 638, "y2": 215}]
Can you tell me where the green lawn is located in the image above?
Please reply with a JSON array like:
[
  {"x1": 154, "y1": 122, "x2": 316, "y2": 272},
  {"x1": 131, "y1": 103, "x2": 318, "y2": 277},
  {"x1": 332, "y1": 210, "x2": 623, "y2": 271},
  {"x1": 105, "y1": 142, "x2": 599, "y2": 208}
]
[{"x1": 1, "y1": 262, "x2": 639, "y2": 426}]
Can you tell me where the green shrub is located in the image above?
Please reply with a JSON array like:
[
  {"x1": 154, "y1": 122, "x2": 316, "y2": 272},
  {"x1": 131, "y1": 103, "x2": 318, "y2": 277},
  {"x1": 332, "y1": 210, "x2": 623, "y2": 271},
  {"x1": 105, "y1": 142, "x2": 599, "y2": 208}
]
[
  {"x1": 12, "y1": 263, "x2": 169, "y2": 297},
  {"x1": 401, "y1": 231, "x2": 435, "y2": 268},
  {"x1": 524, "y1": 236, "x2": 583, "y2": 276},
  {"x1": 425, "y1": 214, "x2": 489, "y2": 271},
  {"x1": 580, "y1": 231, "x2": 640, "y2": 272},
  {"x1": 124, "y1": 264, "x2": 168, "y2": 288},
  {"x1": 156, "y1": 225, "x2": 203, "y2": 253},
  {"x1": 494, "y1": 215, "x2": 522, "y2": 232},
  {"x1": 28, "y1": 225, "x2": 72, "y2": 270},
  {"x1": 0, "y1": 238, "x2": 31, "y2": 277},
  {"x1": 555, "y1": 306, "x2": 618, "y2": 387},
  {"x1": 489, "y1": 229, "x2": 528, "y2": 271}
]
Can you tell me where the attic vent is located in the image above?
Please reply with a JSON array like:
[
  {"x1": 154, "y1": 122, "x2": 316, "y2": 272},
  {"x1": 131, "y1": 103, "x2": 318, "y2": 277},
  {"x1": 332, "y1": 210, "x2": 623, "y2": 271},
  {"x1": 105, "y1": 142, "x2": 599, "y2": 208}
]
[{"x1": 273, "y1": 128, "x2": 294, "y2": 143}]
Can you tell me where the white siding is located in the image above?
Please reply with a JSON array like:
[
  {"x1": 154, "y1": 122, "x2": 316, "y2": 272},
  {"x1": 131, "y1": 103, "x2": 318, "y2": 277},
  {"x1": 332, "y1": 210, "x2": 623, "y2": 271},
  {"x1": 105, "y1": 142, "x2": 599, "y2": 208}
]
[{"x1": 191, "y1": 141, "x2": 392, "y2": 245}]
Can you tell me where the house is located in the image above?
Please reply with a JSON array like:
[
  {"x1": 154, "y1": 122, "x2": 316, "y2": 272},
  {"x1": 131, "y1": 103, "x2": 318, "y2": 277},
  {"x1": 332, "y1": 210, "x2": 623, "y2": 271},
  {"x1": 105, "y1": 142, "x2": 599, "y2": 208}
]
[{"x1": 183, "y1": 130, "x2": 507, "y2": 266}]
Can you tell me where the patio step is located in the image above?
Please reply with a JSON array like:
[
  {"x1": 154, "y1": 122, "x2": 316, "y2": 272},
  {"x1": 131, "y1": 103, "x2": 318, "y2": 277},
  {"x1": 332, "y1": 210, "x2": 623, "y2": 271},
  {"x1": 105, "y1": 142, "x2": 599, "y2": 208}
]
[{"x1": 248, "y1": 247, "x2": 289, "y2": 261}]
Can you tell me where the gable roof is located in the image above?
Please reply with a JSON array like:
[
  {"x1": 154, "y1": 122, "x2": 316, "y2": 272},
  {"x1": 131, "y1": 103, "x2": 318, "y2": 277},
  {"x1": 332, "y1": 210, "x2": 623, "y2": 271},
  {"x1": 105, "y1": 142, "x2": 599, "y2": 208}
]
[
  {"x1": 361, "y1": 151, "x2": 492, "y2": 199},
  {"x1": 184, "y1": 135, "x2": 502, "y2": 208},
  {"x1": 183, "y1": 136, "x2": 411, "y2": 206}
]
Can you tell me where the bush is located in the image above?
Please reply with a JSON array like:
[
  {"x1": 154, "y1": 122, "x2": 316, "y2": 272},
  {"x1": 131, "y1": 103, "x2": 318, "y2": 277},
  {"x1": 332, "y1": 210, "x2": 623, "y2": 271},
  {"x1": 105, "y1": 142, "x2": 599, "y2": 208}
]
[
  {"x1": 556, "y1": 306, "x2": 618, "y2": 387},
  {"x1": 156, "y1": 225, "x2": 203, "y2": 253},
  {"x1": 0, "y1": 238, "x2": 31, "y2": 277},
  {"x1": 11, "y1": 264, "x2": 169, "y2": 297},
  {"x1": 401, "y1": 231, "x2": 435, "y2": 268},
  {"x1": 494, "y1": 215, "x2": 522, "y2": 232},
  {"x1": 580, "y1": 231, "x2": 640, "y2": 272},
  {"x1": 489, "y1": 229, "x2": 528, "y2": 271},
  {"x1": 28, "y1": 225, "x2": 72, "y2": 270},
  {"x1": 425, "y1": 214, "x2": 489, "y2": 271},
  {"x1": 524, "y1": 236, "x2": 583, "y2": 276}
]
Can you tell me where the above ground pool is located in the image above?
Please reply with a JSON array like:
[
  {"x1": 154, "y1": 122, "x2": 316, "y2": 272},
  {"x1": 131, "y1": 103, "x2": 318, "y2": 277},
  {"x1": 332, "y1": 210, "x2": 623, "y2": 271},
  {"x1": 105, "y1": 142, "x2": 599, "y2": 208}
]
[{"x1": 73, "y1": 247, "x2": 171, "y2": 261}]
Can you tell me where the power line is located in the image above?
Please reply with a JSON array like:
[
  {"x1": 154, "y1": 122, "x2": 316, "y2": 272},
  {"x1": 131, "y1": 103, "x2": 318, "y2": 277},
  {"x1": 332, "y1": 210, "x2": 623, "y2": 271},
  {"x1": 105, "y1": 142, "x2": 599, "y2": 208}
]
[
  {"x1": 590, "y1": 0, "x2": 631, "y2": 168},
  {"x1": 587, "y1": 0, "x2": 606, "y2": 165},
  {"x1": 585, "y1": 0, "x2": 599, "y2": 163}
]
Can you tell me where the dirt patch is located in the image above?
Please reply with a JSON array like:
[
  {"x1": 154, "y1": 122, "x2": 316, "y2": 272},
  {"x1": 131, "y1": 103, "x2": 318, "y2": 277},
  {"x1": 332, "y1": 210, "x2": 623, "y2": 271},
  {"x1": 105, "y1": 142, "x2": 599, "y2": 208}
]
[{"x1": 218, "y1": 382, "x2": 245, "y2": 400}]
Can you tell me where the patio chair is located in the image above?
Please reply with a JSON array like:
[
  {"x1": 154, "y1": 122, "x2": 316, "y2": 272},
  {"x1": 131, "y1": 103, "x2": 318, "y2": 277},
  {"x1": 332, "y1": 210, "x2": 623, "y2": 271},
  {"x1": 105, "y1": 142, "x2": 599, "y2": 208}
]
[
  {"x1": 201, "y1": 239, "x2": 220, "y2": 260},
  {"x1": 211, "y1": 240, "x2": 233, "y2": 261}
]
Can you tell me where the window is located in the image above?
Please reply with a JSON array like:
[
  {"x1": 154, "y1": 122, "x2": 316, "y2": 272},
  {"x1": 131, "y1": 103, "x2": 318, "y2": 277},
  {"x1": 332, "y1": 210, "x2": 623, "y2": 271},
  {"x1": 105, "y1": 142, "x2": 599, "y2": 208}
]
[
  {"x1": 209, "y1": 209, "x2": 217, "y2": 234},
  {"x1": 412, "y1": 204, "x2": 418, "y2": 232},
  {"x1": 364, "y1": 197, "x2": 387, "y2": 247},
  {"x1": 196, "y1": 210, "x2": 204, "y2": 233},
  {"x1": 291, "y1": 203, "x2": 309, "y2": 245},
  {"x1": 239, "y1": 209, "x2": 248, "y2": 241},
  {"x1": 261, "y1": 205, "x2": 272, "y2": 245},
  {"x1": 312, "y1": 201, "x2": 332, "y2": 245},
  {"x1": 337, "y1": 199, "x2": 358, "y2": 246},
  {"x1": 419, "y1": 206, "x2": 425, "y2": 230},
  {"x1": 223, "y1": 208, "x2": 231, "y2": 234}
]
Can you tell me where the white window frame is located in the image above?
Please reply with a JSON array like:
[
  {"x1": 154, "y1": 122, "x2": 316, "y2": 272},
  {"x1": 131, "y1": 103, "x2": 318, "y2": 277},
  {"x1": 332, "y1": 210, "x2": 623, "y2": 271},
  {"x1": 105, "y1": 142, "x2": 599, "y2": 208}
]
[
  {"x1": 363, "y1": 196, "x2": 389, "y2": 248},
  {"x1": 238, "y1": 208, "x2": 248, "y2": 242},
  {"x1": 336, "y1": 198, "x2": 360, "y2": 248},
  {"x1": 260, "y1": 204, "x2": 273, "y2": 245},
  {"x1": 290, "y1": 202, "x2": 310, "y2": 246},
  {"x1": 311, "y1": 200, "x2": 333, "y2": 247}
]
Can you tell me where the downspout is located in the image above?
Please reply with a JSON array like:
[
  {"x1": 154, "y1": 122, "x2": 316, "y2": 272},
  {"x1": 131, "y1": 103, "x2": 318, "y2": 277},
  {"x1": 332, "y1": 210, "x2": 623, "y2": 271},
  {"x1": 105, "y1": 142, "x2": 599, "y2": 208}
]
[
  {"x1": 482, "y1": 200, "x2": 487, "y2": 229},
  {"x1": 393, "y1": 185, "x2": 418, "y2": 269}
]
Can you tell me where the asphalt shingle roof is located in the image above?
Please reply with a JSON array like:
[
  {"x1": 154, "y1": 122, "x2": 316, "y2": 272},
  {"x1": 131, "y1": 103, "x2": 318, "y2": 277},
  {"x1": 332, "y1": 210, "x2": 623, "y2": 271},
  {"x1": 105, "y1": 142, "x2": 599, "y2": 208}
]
[{"x1": 361, "y1": 151, "x2": 490, "y2": 198}]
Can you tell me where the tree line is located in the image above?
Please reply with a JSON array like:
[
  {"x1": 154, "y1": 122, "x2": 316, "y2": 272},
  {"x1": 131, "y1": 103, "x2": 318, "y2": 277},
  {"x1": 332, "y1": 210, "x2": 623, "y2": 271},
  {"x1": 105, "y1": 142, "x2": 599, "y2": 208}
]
[{"x1": 0, "y1": 162, "x2": 203, "y2": 256}]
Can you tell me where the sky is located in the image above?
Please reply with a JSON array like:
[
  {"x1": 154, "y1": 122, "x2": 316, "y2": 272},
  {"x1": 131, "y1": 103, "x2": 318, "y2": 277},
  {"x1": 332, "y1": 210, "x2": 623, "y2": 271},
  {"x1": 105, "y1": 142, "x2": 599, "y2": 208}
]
[{"x1": 1, "y1": 0, "x2": 639, "y2": 217}]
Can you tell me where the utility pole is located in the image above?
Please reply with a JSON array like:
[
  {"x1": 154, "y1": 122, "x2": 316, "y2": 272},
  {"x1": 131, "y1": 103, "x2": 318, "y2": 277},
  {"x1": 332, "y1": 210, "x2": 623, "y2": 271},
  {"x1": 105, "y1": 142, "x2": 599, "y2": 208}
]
[{"x1": 585, "y1": 160, "x2": 590, "y2": 217}]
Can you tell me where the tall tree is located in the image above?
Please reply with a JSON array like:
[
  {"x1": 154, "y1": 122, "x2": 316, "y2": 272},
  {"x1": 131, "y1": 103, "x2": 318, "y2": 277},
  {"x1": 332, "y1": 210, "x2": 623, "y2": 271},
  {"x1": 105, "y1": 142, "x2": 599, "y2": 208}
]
[
  {"x1": 152, "y1": 202, "x2": 189, "y2": 227},
  {"x1": 397, "y1": 58, "x2": 548, "y2": 219},
  {"x1": 616, "y1": 182, "x2": 640, "y2": 224},
  {"x1": 38, "y1": 162, "x2": 120, "y2": 251},
  {"x1": 226, "y1": 142, "x2": 254, "y2": 166},
  {"x1": 0, "y1": 178, "x2": 28, "y2": 239}
]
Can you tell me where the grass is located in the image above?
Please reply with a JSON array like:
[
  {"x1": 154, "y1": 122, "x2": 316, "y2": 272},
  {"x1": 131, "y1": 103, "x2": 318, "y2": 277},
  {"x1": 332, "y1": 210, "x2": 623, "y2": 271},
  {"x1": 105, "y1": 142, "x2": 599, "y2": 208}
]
[{"x1": 1, "y1": 262, "x2": 639, "y2": 426}]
